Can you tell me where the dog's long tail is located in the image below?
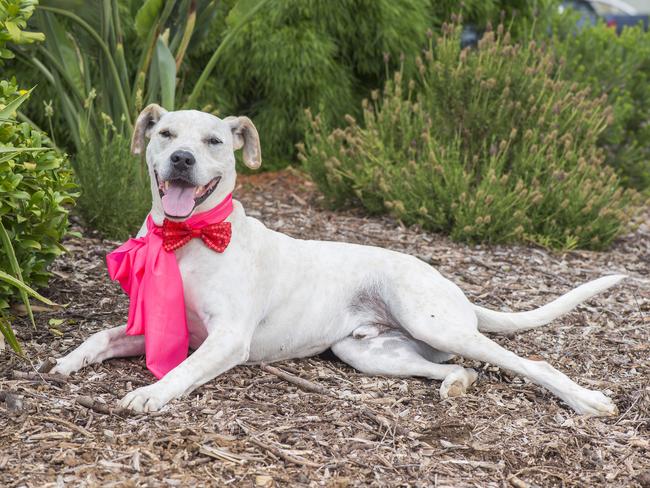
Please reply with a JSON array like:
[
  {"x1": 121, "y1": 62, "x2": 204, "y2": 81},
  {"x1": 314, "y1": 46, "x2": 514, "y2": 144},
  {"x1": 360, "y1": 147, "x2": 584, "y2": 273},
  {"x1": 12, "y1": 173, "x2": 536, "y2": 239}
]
[{"x1": 473, "y1": 274, "x2": 626, "y2": 335}]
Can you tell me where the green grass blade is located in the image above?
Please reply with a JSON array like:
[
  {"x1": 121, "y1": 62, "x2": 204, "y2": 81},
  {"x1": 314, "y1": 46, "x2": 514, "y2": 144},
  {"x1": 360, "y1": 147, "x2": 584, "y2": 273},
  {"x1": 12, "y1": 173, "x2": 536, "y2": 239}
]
[
  {"x1": 0, "y1": 315, "x2": 23, "y2": 355},
  {"x1": 132, "y1": 0, "x2": 178, "y2": 109},
  {"x1": 111, "y1": 0, "x2": 131, "y2": 96},
  {"x1": 23, "y1": 54, "x2": 56, "y2": 83},
  {"x1": 135, "y1": 0, "x2": 164, "y2": 39},
  {"x1": 36, "y1": 47, "x2": 87, "y2": 106},
  {"x1": 0, "y1": 270, "x2": 58, "y2": 306},
  {"x1": 101, "y1": 0, "x2": 112, "y2": 40},
  {"x1": 0, "y1": 88, "x2": 34, "y2": 119},
  {"x1": 155, "y1": 37, "x2": 177, "y2": 109},
  {"x1": 0, "y1": 147, "x2": 48, "y2": 154},
  {"x1": 174, "y1": 0, "x2": 196, "y2": 69},
  {"x1": 23, "y1": 52, "x2": 85, "y2": 152},
  {"x1": 0, "y1": 220, "x2": 34, "y2": 327},
  {"x1": 40, "y1": 10, "x2": 85, "y2": 94},
  {"x1": 111, "y1": 0, "x2": 124, "y2": 41},
  {"x1": 225, "y1": 0, "x2": 264, "y2": 28},
  {"x1": 38, "y1": 6, "x2": 133, "y2": 131}
]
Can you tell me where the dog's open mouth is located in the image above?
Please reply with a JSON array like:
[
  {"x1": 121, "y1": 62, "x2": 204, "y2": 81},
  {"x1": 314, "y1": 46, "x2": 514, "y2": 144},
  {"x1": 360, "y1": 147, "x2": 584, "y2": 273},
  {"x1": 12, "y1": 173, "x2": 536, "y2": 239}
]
[{"x1": 156, "y1": 172, "x2": 221, "y2": 219}]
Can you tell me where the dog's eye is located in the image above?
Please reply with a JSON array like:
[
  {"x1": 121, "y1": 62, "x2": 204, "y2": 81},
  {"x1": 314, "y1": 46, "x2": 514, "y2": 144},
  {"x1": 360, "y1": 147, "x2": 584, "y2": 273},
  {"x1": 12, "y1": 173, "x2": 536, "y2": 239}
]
[
  {"x1": 159, "y1": 129, "x2": 172, "y2": 138},
  {"x1": 207, "y1": 137, "x2": 222, "y2": 146}
]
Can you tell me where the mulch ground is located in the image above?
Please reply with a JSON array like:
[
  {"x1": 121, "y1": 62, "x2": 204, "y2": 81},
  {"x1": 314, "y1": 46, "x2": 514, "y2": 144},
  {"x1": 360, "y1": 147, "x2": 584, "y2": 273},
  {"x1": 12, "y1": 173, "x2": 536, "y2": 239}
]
[{"x1": 1, "y1": 169, "x2": 648, "y2": 488}]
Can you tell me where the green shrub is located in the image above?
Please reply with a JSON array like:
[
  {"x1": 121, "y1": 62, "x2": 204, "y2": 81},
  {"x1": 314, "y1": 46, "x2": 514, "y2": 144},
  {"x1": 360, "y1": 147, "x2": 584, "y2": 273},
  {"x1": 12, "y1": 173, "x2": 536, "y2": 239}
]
[
  {"x1": 0, "y1": 0, "x2": 44, "y2": 63},
  {"x1": 301, "y1": 23, "x2": 641, "y2": 251},
  {"x1": 552, "y1": 23, "x2": 650, "y2": 192},
  {"x1": 0, "y1": 79, "x2": 77, "y2": 310},
  {"x1": 0, "y1": 0, "x2": 67, "y2": 352},
  {"x1": 209, "y1": 0, "x2": 433, "y2": 168},
  {"x1": 429, "y1": 0, "x2": 560, "y2": 30},
  {"x1": 74, "y1": 112, "x2": 150, "y2": 240}
]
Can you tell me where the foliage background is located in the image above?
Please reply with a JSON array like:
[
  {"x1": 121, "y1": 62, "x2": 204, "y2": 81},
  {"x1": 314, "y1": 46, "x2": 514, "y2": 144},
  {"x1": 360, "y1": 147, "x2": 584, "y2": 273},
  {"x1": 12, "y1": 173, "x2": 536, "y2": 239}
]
[
  {"x1": 301, "y1": 23, "x2": 640, "y2": 250},
  {"x1": 186, "y1": 0, "x2": 560, "y2": 168},
  {"x1": 7, "y1": 0, "x2": 228, "y2": 237},
  {"x1": 4, "y1": 0, "x2": 647, "y2": 249},
  {"x1": 0, "y1": 2, "x2": 76, "y2": 353},
  {"x1": 553, "y1": 23, "x2": 650, "y2": 191},
  {"x1": 0, "y1": 80, "x2": 77, "y2": 309}
]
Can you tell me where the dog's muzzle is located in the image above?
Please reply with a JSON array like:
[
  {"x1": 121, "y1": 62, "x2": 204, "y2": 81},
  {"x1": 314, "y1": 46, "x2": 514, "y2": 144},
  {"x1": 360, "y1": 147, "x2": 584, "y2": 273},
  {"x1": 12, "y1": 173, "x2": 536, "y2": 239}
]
[{"x1": 156, "y1": 161, "x2": 221, "y2": 219}]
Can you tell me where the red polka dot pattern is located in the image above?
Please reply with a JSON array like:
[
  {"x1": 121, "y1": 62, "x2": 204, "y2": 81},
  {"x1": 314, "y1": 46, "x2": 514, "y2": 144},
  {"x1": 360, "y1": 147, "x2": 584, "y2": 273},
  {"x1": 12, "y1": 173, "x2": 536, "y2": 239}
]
[{"x1": 162, "y1": 219, "x2": 232, "y2": 253}]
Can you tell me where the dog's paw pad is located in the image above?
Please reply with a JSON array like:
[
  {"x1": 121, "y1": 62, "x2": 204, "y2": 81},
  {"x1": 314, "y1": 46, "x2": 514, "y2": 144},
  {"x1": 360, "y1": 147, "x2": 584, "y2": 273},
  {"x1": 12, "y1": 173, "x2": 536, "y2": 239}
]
[{"x1": 441, "y1": 381, "x2": 466, "y2": 398}]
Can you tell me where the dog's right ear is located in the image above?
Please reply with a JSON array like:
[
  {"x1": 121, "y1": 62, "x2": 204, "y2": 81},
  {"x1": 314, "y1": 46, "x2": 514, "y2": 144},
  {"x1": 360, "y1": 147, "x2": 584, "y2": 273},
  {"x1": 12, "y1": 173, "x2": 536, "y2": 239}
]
[{"x1": 131, "y1": 104, "x2": 168, "y2": 155}]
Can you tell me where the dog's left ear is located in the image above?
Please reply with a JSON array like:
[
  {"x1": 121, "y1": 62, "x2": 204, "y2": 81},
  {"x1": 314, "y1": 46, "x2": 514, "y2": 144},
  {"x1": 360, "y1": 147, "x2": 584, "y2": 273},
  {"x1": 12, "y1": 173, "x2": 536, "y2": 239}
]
[
  {"x1": 225, "y1": 116, "x2": 262, "y2": 169},
  {"x1": 131, "y1": 104, "x2": 168, "y2": 155}
]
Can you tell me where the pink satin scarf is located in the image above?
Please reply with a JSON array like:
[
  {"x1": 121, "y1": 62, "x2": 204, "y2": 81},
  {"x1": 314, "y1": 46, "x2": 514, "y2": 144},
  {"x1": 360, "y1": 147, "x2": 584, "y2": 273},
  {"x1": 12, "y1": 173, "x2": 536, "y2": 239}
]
[{"x1": 106, "y1": 194, "x2": 234, "y2": 378}]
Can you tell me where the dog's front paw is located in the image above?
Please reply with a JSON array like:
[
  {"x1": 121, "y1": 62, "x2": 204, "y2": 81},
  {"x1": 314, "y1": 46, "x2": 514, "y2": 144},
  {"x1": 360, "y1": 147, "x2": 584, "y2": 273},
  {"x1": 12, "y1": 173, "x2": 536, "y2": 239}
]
[
  {"x1": 119, "y1": 384, "x2": 171, "y2": 412},
  {"x1": 566, "y1": 388, "x2": 618, "y2": 417},
  {"x1": 50, "y1": 356, "x2": 84, "y2": 376}
]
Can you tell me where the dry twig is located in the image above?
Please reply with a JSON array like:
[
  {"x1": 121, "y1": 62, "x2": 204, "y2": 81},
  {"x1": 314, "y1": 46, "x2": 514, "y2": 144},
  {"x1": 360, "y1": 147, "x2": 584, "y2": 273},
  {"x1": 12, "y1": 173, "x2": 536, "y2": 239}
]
[
  {"x1": 237, "y1": 420, "x2": 321, "y2": 468},
  {"x1": 260, "y1": 363, "x2": 337, "y2": 398},
  {"x1": 35, "y1": 415, "x2": 94, "y2": 438},
  {"x1": 75, "y1": 396, "x2": 131, "y2": 417},
  {"x1": 12, "y1": 370, "x2": 69, "y2": 384}
]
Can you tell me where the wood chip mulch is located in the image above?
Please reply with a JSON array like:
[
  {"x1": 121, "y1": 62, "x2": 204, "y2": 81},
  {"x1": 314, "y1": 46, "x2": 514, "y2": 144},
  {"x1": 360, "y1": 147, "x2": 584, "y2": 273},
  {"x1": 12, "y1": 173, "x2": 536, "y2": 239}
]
[{"x1": 1, "y1": 169, "x2": 648, "y2": 487}]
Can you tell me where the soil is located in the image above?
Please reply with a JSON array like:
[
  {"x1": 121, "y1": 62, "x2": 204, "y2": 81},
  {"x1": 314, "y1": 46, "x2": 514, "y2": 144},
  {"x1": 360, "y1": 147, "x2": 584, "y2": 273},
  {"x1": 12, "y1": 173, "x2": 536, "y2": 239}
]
[{"x1": 1, "y1": 169, "x2": 648, "y2": 487}]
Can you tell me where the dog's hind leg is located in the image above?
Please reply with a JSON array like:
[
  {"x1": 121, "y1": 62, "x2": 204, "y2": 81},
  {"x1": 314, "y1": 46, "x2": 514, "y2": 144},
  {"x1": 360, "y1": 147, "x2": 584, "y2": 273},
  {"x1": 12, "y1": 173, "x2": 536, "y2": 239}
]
[
  {"x1": 425, "y1": 327, "x2": 616, "y2": 416},
  {"x1": 388, "y1": 278, "x2": 618, "y2": 416},
  {"x1": 331, "y1": 328, "x2": 478, "y2": 399},
  {"x1": 51, "y1": 325, "x2": 144, "y2": 376},
  {"x1": 360, "y1": 262, "x2": 618, "y2": 415}
]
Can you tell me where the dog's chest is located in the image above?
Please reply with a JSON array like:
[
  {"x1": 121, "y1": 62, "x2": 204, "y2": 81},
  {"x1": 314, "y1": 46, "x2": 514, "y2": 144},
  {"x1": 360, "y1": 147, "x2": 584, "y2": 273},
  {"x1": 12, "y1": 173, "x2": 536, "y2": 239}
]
[
  {"x1": 174, "y1": 241, "x2": 235, "y2": 348},
  {"x1": 175, "y1": 239, "x2": 229, "y2": 286}
]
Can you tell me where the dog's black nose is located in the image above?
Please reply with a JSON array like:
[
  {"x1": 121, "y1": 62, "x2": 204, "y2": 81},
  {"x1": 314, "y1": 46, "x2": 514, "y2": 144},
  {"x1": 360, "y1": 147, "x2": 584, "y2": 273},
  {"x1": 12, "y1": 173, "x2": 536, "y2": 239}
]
[{"x1": 170, "y1": 150, "x2": 195, "y2": 170}]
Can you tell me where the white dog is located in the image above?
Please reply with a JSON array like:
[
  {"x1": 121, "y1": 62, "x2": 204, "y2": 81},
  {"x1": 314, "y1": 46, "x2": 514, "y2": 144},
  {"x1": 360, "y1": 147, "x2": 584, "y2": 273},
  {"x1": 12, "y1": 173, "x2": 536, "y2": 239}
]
[{"x1": 52, "y1": 105, "x2": 625, "y2": 416}]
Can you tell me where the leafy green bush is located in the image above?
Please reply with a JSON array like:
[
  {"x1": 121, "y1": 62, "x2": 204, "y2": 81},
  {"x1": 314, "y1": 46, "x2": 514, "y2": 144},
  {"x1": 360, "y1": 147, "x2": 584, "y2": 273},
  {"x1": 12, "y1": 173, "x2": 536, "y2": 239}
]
[
  {"x1": 552, "y1": 23, "x2": 650, "y2": 192},
  {"x1": 0, "y1": 79, "x2": 77, "y2": 309},
  {"x1": 0, "y1": 2, "x2": 78, "y2": 352},
  {"x1": 0, "y1": 0, "x2": 68, "y2": 352},
  {"x1": 74, "y1": 111, "x2": 150, "y2": 240},
  {"x1": 209, "y1": 0, "x2": 432, "y2": 168},
  {"x1": 301, "y1": 23, "x2": 641, "y2": 250},
  {"x1": 430, "y1": 0, "x2": 560, "y2": 30},
  {"x1": 0, "y1": 0, "x2": 44, "y2": 63}
]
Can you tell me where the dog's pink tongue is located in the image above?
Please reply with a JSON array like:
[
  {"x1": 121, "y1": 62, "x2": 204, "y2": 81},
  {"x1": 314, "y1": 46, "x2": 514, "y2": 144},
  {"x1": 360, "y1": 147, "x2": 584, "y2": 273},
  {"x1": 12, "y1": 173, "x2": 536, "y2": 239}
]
[{"x1": 162, "y1": 184, "x2": 195, "y2": 217}]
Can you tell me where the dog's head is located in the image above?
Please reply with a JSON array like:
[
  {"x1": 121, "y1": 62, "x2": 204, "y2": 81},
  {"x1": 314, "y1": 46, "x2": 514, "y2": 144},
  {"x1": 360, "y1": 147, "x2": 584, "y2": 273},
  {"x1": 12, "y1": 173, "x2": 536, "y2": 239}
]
[{"x1": 131, "y1": 104, "x2": 261, "y2": 220}]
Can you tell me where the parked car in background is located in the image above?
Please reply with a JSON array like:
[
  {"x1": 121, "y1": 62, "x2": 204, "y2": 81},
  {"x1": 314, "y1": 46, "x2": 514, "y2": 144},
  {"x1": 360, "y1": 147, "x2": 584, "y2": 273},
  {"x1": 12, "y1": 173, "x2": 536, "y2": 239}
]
[{"x1": 561, "y1": 0, "x2": 649, "y2": 32}]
